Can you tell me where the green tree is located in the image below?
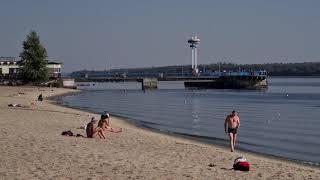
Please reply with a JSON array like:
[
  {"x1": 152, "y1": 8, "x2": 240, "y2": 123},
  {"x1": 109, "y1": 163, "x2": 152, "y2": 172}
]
[{"x1": 19, "y1": 31, "x2": 49, "y2": 84}]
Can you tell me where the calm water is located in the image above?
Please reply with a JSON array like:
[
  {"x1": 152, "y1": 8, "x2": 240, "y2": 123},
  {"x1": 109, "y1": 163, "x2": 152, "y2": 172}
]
[{"x1": 61, "y1": 78, "x2": 320, "y2": 165}]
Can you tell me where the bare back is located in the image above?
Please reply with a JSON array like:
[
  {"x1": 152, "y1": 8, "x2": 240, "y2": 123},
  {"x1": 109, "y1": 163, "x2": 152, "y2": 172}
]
[
  {"x1": 98, "y1": 119, "x2": 108, "y2": 130},
  {"x1": 86, "y1": 122, "x2": 94, "y2": 138}
]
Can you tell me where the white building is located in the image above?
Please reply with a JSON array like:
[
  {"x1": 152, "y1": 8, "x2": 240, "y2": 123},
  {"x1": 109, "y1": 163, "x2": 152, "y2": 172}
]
[
  {"x1": 47, "y1": 62, "x2": 62, "y2": 78},
  {"x1": 0, "y1": 57, "x2": 20, "y2": 76},
  {"x1": 0, "y1": 57, "x2": 62, "y2": 79}
]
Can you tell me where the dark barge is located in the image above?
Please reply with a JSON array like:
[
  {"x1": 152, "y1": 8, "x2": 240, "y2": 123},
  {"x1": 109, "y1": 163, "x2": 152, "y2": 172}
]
[{"x1": 184, "y1": 70, "x2": 268, "y2": 90}]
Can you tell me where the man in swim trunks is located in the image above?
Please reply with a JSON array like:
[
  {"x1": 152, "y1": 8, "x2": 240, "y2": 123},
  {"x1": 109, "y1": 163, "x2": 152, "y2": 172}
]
[
  {"x1": 224, "y1": 110, "x2": 240, "y2": 152},
  {"x1": 86, "y1": 117, "x2": 105, "y2": 139}
]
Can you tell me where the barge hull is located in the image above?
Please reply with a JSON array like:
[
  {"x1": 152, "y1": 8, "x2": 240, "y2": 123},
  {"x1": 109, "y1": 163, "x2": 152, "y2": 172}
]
[{"x1": 184, "y1": 76, "x2": 268, "y2": 90}]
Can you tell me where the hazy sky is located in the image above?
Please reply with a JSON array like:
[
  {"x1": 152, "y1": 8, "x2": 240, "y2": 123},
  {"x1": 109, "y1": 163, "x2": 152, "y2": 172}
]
[{"x1": 1, "y1": 0, "x2": 320, "y2": 72}]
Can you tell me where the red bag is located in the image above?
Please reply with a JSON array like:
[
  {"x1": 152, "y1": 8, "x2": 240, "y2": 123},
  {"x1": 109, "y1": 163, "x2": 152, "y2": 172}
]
[{"x1": 233, "y1": 161, "x2": 250, "y2": 171}]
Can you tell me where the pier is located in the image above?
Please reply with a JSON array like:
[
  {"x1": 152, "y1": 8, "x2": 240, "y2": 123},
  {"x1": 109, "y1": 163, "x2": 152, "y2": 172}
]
[{"x1": 73, "y1": 71, "x2": 268, "y2": 90}]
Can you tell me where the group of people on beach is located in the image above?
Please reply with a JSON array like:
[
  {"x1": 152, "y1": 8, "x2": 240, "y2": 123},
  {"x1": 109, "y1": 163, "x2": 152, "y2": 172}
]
[
  {"x1": 8, "y1": 93, "x2": 44, "y2": 108},
  {"x1": 85, "y1": 109, "x2": 240, "y2": 152},
  {"x1": 86, "y1": 112, "x2": 122, "y2": 139},
  {"x1": 86, "y1": 110, "x2": 240, "y2": 151}
]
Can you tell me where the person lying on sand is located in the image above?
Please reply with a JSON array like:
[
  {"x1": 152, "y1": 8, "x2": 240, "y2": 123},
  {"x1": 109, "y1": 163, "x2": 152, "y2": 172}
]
[
  {"x1": 98, "y1": 112, "x2": 122, "y2": 133},
  {"x1": 8, "y1": 103, "x2": 30, "y2": 108},
  {"x1": 86, "y1": 117, "x2": 105, "y2": 139}
]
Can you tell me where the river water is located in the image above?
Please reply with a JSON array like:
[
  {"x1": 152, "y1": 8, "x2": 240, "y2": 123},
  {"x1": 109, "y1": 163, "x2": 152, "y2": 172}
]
[{"x1": 61, "y1": 77, "x2": 320, "y2": 165}]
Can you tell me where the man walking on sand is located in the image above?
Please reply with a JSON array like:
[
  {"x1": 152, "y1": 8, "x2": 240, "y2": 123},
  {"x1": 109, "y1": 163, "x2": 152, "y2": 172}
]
[{"x1": 224, "y1": 110, "x2": 240, "y2": 152}]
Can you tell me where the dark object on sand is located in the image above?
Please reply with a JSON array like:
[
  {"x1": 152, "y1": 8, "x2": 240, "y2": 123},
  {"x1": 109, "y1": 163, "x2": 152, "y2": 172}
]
[
  {"x1": 208, "y1": 163, "x2": 215, "y2": 167},
  {"x1": 61, "y1": 130, "x2": 74, "y2": 136},
  {"x1": 61, "y1": 130, "x2": 85, "y2": 138},
  {"x1": 38, "y1": 94, "x2": 43, "y2": 101},
  {"x1": 8, "y1": 104, "x2": 22, "y2": 107},
  {"x1": 233, "y1": 157, "x2": 250, "y2": 171},
  {"x1": 8, "y1": 104, "x2": 29, "y2": 108}
]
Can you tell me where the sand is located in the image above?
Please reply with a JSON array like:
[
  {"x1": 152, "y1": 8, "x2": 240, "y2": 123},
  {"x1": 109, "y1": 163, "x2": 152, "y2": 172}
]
[{"x1": 0, "y1": 86, "x2": 319, "y2": 180}]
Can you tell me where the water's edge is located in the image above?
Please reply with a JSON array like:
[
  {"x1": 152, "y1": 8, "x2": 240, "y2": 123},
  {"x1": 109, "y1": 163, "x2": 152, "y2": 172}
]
[{"x1": 50, "y1": 89, "x2": 320, "y2": 168}]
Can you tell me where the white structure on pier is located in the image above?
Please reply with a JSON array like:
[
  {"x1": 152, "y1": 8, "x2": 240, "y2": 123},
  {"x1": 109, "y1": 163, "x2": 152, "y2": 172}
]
[{"x1": 187, "y1": 36, "x2": 200, "y2": 75}]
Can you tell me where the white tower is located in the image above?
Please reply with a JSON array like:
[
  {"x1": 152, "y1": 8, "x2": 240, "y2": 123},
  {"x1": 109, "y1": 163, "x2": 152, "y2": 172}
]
[{"x1": 187, "y1": 36, "x2": 200, "y2": 75}]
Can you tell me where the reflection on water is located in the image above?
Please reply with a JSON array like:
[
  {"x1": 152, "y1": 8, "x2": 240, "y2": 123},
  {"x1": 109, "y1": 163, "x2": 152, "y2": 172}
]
[{"x1": 62, "y1": 78, "x2": 320, "y2": 165}]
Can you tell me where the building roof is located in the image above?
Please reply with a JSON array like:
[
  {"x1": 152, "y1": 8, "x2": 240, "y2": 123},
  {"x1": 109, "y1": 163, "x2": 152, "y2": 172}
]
[
  {"x1": 48, "y1": 62, "x2": 62, "y2": 65},
  {"x1": 0, "y1": 57, "x2": 62, "y2": 65},
  {"x1": 0, "y1": 57, "x2": 19, "y2": 62}
]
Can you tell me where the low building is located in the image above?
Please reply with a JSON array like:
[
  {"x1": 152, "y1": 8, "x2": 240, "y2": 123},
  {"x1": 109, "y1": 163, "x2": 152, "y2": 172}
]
[
  {"x1": 0, "y1": 57, "x2": 62, "y2": 79},
  {"x1": 0, "y1": 57, "x2": 21, "y2": 79},
  {"x1": 47, "y1": 62, "x2": 62, "y2": 78}
]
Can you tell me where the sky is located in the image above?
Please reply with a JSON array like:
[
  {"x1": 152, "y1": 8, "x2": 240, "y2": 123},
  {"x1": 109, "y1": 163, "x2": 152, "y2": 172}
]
[{"x1": 0, "y1": 0, "x2": 320, "y2": 72}]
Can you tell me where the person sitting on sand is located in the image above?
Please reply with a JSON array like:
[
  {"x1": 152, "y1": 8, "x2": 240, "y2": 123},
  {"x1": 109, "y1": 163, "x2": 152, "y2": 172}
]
[
  {"x1": 86, "y1": 117, "x2": 105, "y2": 139},
  {"x1": 38, "y1": 94, "x2": 43, "y2": 101},
  {"x1": 98, "y1": 112, "x2": 122, "y2": 133}
]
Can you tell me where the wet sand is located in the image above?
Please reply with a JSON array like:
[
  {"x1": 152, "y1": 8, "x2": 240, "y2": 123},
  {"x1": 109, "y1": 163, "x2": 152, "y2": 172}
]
[{"x1": 0, "y1": 86, "x2": 319, "y2": 179}]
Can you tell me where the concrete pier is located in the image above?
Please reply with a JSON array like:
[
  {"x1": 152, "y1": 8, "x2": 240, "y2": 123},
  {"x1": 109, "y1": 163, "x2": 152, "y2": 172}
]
[
  {"x1": 141, "y1": 78, "x2": 158, "y2": 90},
  {"x1": 74, "y1": 74, "x2": 268, "y2": 90}
]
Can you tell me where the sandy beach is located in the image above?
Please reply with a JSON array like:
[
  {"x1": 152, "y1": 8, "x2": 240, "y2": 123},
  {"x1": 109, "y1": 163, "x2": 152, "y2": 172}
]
[{"x1": 0, "y1": 86, "x2": 319, "y2": 179}]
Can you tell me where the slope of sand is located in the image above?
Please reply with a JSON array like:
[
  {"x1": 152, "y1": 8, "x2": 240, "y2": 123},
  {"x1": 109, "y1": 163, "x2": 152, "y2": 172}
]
[{"x1": 0, "y1": 86, "x2": 319, "y2": 179}]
